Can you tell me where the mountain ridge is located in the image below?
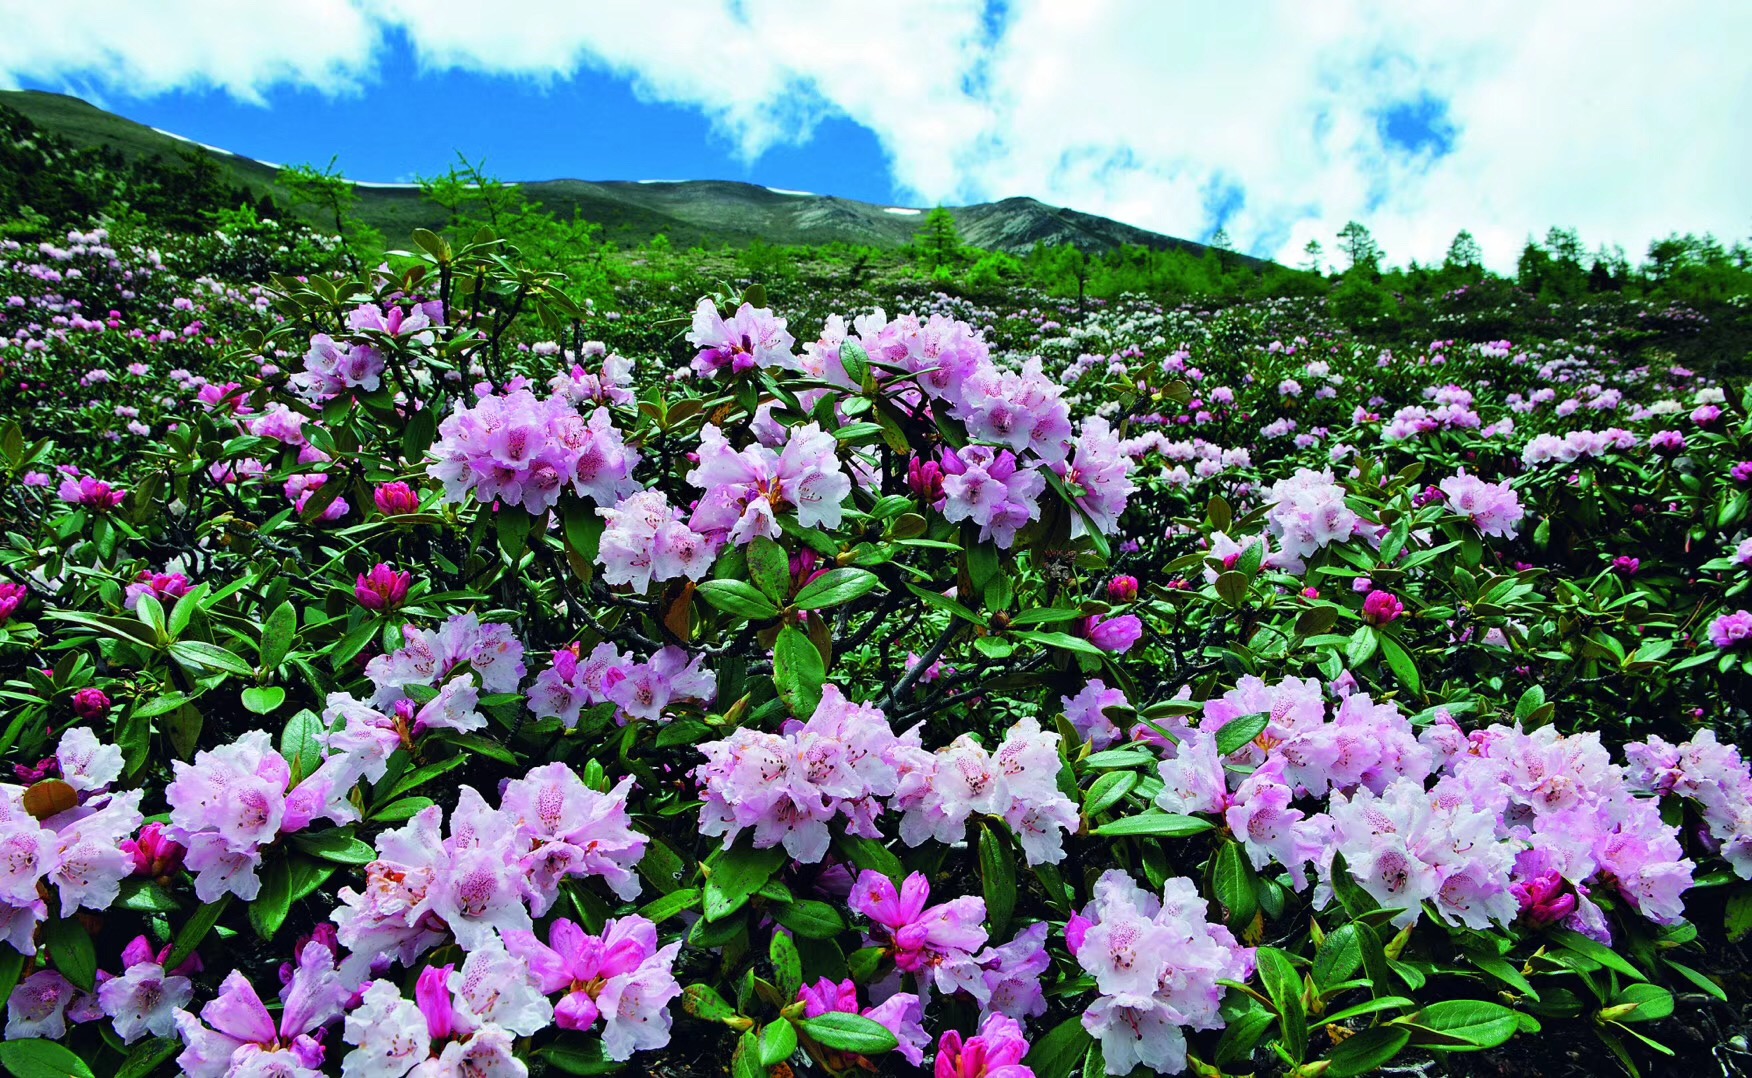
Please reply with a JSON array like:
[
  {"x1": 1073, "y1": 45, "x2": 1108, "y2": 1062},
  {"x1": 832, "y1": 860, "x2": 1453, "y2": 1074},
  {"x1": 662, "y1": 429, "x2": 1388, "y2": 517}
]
[{"x1": 1, "y1": 89, "x2": 1234, "y2": 260}]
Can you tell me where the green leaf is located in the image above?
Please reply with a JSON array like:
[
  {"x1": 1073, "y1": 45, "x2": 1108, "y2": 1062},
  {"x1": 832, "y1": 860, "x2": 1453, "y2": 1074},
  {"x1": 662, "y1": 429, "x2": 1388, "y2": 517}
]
[
  {"x1": 1398, "y1": 999, "x2": 1520, "y2": 1051},
  {"x1": 746, "y1": 535, "x2": 791, "y2": 603},
  {"x1": 840, "y1": 338, "x2": 871, "y2": 387},
  {"x1": 773, "y1": 624, "x2": 825, "y2": 719},
  {"x1": 1082, "y1": 771, "x2": 1137, "y2": 818},
  {"x1": 697, "y1": 579, "x2": 782, "y2": 620},
  {"x1": 770, "y1": 930, "x2": 802, "y2": 999},
  {"x1": 168, "y1": 640, "x2": 255, "y2": 677},
  {"x1": 241, "y1": 685, "x2": 286, "y2": 715},
  {"x1": 1014, "y1": 629, "x2": 1105, "y2": 657},
  {"x1": 371, "y1": 796, "x2": 435, "y2": 823},
  {"x1": 1215, "y1": 570, "x2": 1249, "y2": 607},
  {"x1": 1725, "y1": 886, "x2": 1752, "y2": 941},
  {"x1": 279, "y1": 708, "x2": 325, "y2": 785},
  {"x1": 1257, "y1": 946, "x2": 1308, "y2": 1063},
  {"x1": 134, "y1": 594, "x2": 167, "y2": 642},
  {"x1": 115, "y1": 879, "x2": 179, "y2": 913},
  {"x1": 43, "y1": 918, "x2": 95, "y2": 992},
  {"x1": 1092, "y1": 812, "x2": 1214, "y2": 838},
  {"x1": 1326, "y1": 1025, "x2": 1411, "y2": 1077},
  {"x1": 1311, "y1": 923, "x2": 1362, "y2": 989},
  {"x1": 1377, "y1": 634, "x2": 1421, "y2": 694},
  {"x1": 1551, "y1": 928, "x2": 1646, "y2": 981},
  {"x1": 497, "y1": 509, "x2": 531, "y2": 556},
  {"x1": 794, "y1": 567, "x2": 881, "y2": 610},
  {"x1": 1214, "y1": 1008, "x2": 1276, "y2": 1068},
  {"x1": 681, "y1": 983, "x2": 739, "y2": 1023},
  {"x1": 1344, "y1": 625, "x2": 1378, "y2": 668},
  {"x1": 288, "y1": 857, "x2": 337, "y2": 903},
  {"x1": 760, "y1": 1019, "x2": 799, "y2": 1067},
  {"x1": 0, "y1": 1039, "x2": 97, "y2": 1078},
  {"x1": 260, "y1": 600, "x2": 297, "y2": 669},
  {"x1": 980, "y1": 823, "x2": 1016, "y2": 938},
  {"x1": 772, "y1": 898, "x2": 847, "y2": 939},
  {"x1": 541, "y1": 1041, "x2": 626, "y2": 1075},
  {"x1": 115, "y1": 1037, "x2": 180, "y2": 1078},
  {"x1": 250, "y1": 857, "x2": 292, "y2": 939},
  {"x1": 289, "y1": 830, "x2": 377, "y2": 864},
  {"x1": 166, "y1": 895, "x2": 230, "y2": 970},
  {"x1": 1025, "y1": 1015, "x2": 1095, "y2": 1078},
  {"x1": 0, "y1": 952, "x2": 21, "y2": 1019},
  {"x1": 798, "y1": 1012, "x2": 899, "y2": 1055},
  {"x1": 704, "y1": 840, "x2": 788, "y2": 922},
  {"x1": 638, "y1": 888, "x2": 702, "y2": 925},
  {"x1": 1212, "y1": 840, "x2": 1258, "y2": 929},
  {"x1": 1215, "y1": 713, "x2": 1268, "y2": 756},
  {"x1": 1608, "y1": 983, "x2": 1675, "y2": 1023},
  {"x1": 382, "y1": 755, "x2": 467, "y2": 801},
  {"x1": 1471, "y1": 953, "x2": 1538, "y2": 1000}
]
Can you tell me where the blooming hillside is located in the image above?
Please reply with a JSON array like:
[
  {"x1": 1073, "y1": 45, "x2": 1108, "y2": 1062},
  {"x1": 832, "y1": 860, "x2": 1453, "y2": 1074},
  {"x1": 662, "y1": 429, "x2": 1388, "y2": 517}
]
[{"x1": 0, "y1": 209, "x2": 1748, "y2": 1078}]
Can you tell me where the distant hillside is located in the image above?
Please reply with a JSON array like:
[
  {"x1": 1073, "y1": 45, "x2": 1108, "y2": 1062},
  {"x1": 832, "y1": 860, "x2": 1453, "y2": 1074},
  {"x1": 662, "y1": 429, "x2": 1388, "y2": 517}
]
[{"x1": 1, "y1": 89, "x2": 1237, "y2": 260}]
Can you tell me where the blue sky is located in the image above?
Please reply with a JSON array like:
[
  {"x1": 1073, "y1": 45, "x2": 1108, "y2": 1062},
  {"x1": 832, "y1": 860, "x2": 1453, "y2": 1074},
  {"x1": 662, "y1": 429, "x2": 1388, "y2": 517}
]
[
  {"x1": 21, "y1": 33, "x2": 902, "y2": 202},
  {"x1": 2, "y1": 1, "x2": 1746, "y2": 271}
]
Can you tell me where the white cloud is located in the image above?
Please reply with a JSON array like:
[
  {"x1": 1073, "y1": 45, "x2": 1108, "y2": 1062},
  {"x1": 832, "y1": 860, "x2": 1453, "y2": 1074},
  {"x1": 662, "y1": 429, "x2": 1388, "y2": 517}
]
[{"x1": 2, "y1": 0, "x2": 1747, "y2": 271}]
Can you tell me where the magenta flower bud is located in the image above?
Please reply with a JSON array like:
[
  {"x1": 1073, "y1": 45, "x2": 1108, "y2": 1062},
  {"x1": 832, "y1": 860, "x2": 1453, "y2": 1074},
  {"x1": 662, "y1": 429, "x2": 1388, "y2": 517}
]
[
  {"x1": 0, "y1": 582, "x2": 25, "y2": 622},
  {"x1": 71, "y1": 687, "x2": 110, "y2": 720},
  {"x1": 1611, "y1": 555, "x2": 1640, "y2": 576},
  {"x1": 58, "y1": 475, "x2": 127, "y2": 511},
  {"x1": 355, "y1": 563, "x2": 412, "y2": 611},
  {"x1": 1511, "y1": 871, "x2": 1577, "y2": 929},
  {"x1": 373, "y1": 481, "x2": 421, "y2": 516},
  {"x1": 1084, "y1": 613, "x2": 1143, "y2": 653},
  {"x1": 1361, "y1": 589, "x2": 1404, "y2": 627},
  {"x1": 122, "y1": 822, "x2": 186, "y2": 880},
  {"x1": 1301, "y1": 586, "x2": 1319, "y2": 599},
  {"x1": 907, "y1": 456, "x2": 945, "y2": 503},
  {"x1": 12, "y1": 757, "x2": 57, "y2": 784},
  {"x1": 1106, "y1": 575, "x2": 1138, "y2": 603},
  {"x1": 1733, "y1": 461, "x2": 1752, "y2": 484}
]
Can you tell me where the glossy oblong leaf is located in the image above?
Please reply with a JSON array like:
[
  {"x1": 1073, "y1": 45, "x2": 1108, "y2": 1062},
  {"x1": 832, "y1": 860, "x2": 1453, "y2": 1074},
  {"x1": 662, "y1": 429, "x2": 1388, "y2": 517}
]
[
  {"x1": 798, "y1": 1012, "x2": 899, "y2": 1054},
  {"x1": 1091, "y1": 812, "x2": 1214, "y2": 838},
  {"x1": 794, "y1": 567, "x2": 881, "y2": 610}
]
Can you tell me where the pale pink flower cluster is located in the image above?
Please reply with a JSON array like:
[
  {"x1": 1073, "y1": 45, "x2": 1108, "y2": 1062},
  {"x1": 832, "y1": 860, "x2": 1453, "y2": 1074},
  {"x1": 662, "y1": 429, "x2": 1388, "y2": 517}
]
[
  {"x1": 1153, "y1": 674, "x2": 1702, "y2": 939},
  {"x1": 937, "y1": 445, "x2": 1046, "y2": 548},
  {"x1": 1520, "y1": 427, "x2": 1638, "y2": 466},
  {"x1": 892, "y1": 717, "x2": 1079, "y2": 866},
  {"x1": 504, "y1": 915, "x2": 681, "y2": 1059},
  {"x1": 165, "y1": 730, "x2": 367, "y2": 903},
  {"x1": 548, "y1": 350, "x2": 635, "y2": 407},
  {"x1": 175, "y1": 941, "x2": 349, "y2": 1077},
  {"x1": 595, "y1": 489, "x2": 718, "y2": 594},
  {"x1": 294, "y1": 333, "x2": 384, "y2": 402},
  {"x1": 332, "y1": 767, "x2": 646, "y2": 976},
  {"x1": 428, "y1": 390, "x2": 640, "y2": 514},
  {"x1": 342, "y1": 952, "x2": 549, "y2": 1077},
  {"x1": 0, "y1": 729, "x2": 140, "y2": 952},
  {"x1": 365, "y1": 613, "x2": 526, "y2": 710},
  {"x1": 695, "y1": 685, "x2": 915, "y2": 862},
  {"x1": 1262, "y1": 468, "x2": 1372, "y2": 573},
  {"x1": 687, "y1": 298, "x2": 797, "y2": 377},
  {"x1": 686, "y1": 422, "x2": 850, "y2": 545},
  {"x1": 527, "y1": 643, "x2": 714, "y2": 727},
  {"x1": 1067, "y1": 870, "x2": 1253, "y2": 1076},
  {"x1": 1055, "y1": 416, "x2": 1137, "y2": 538},
  {"x1": 1625, "y1": 729, "x2": 1752, "y2": 879},
  {"x1": 1438, "y1": 469, "x2": 1525, "y2": 539}
]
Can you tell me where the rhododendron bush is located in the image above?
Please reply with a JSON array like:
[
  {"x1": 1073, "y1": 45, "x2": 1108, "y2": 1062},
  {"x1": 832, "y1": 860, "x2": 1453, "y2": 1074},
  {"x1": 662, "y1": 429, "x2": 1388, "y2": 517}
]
[{"x1": 0, "y1": 221, "x2": 1749, "y2": 1078}]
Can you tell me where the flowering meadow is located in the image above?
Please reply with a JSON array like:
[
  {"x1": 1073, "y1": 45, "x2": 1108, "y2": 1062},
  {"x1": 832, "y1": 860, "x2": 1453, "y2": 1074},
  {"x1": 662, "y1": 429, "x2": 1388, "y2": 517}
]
[{"x1": 0, "y1": 203, "x2": 1750, "y2": 1078}]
